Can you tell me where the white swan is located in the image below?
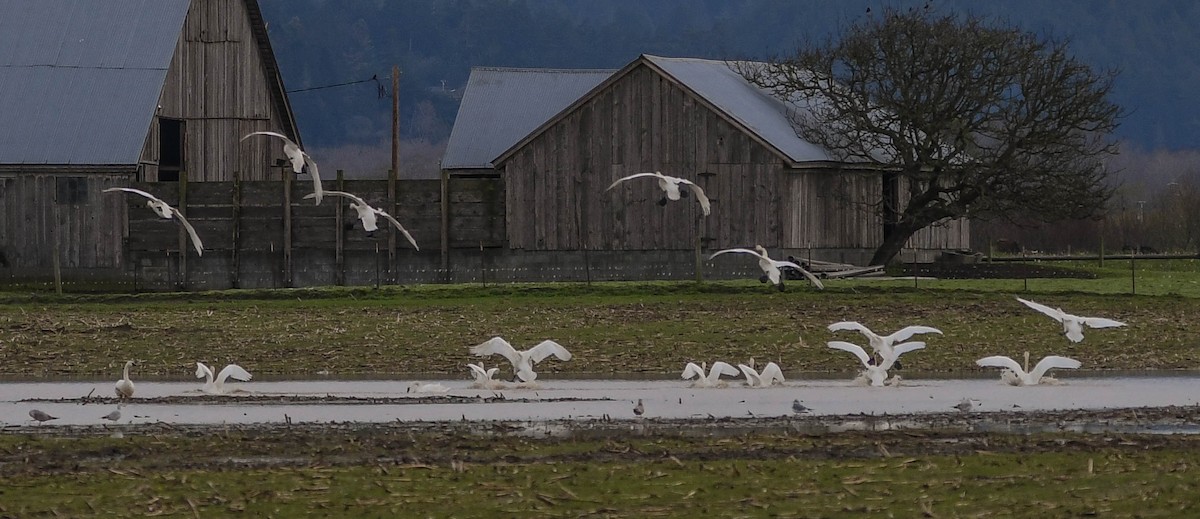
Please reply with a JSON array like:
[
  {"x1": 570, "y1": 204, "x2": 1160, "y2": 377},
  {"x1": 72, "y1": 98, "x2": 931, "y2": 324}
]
[
  {"x1": 737, "y1": 359, "x2": 785, "y2": 388},
  {"x1": 681, "y1": 361, "x2": 740, "y2": 388},
  {"x1": 195, "y1": 362, "x2": 253, "y2": 394},
  {"x1": 466, "y1": 362, "x2": 505, "y2": 389},
  {"x1": 470, "y1": 337, "x2": 573, "y2": 383},
  {"x1": 114, "y1": 360, "x2": 135, "y2": 399},
  {"x1": 976, "y1": 352, "x2": 1082, "y2": 386},
  {"x1": 241, "y1": 131, "x2": 323, "y2": 204},
  {"x1": 306, "y1": 190, "x2": 419, "y2": 250},
  {"x1": 827, "y1": 321, "x2": 942, "y2": 367},
  {"x1": 102, "y1": 188, "x2": 204, "y2": 256},
  {"x1": 605, "y1": 171, "x2": 711, "y2": 216},
  {"x1": 1016, "y1": 297, "x2": 1126, "y2": 343},
  {"x1": 407, "y1": 382, "x2": 450, "y2": 394},
  {"x1": 709, "y1": 245, "x2": 824, "y2": 290},
  {"x1": 827, "y1": 340, "x2": 924, "y2": 387}
]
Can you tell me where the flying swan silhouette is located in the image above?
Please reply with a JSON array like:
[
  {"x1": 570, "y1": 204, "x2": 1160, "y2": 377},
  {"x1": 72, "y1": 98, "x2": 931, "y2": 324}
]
[
  {"x1": 1016, "y1": 297, "x2": 1126, "y2": 343},
  {"x1": 241, "y1": 131, "x2": 323, "y2": 204},
  {"x1": 103, "y1": 188, "x2": 204, "y2": 256},
  {"x1": 470, "y1": 337, "x2": 573, "y2": 383},
  {"x1": 605, "y1": 171, "x2": 711, "y2": 216},
  {"x1": 709, "y1": 245, "x2": 824, "y2": 290},
  {"x1": 827, "y1": 321, "x2": 942, "y2": 368},
  {"x1": 828, "y1": 340, "x2": 925, "y2": 387},
  {"x1": 306, "y1": 190, "x2": 419, "y2": 250}
]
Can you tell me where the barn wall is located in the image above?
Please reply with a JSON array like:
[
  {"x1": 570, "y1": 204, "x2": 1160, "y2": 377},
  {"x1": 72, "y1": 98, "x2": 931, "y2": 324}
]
[
  {"x1": 145, "y1": 0, "x2": 289, "y2": 183},
  {"x1": 0, "y1": 172, "x2": 134, "y2": 272},
  {"x1": 503, "y1": 64, "x2": 790, "y2": 252}
]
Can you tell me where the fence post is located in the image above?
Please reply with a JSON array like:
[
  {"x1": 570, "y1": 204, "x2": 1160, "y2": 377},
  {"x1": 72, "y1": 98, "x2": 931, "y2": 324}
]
[
  {"x1": 335, "y1": 170, "x2": 345, "y2": 286},
  {"x1": 232, "y1": 171, "x2": 242, "y2": 288},
  {"x1": 282, "y1": 166, "x2": 292, "y2": 288},
  {"x1": 441, "y1": 169, "x2": 450, "y2": 282},
  {"x1": 178, "y1": 169, "x2": 188, "y2": 291}
]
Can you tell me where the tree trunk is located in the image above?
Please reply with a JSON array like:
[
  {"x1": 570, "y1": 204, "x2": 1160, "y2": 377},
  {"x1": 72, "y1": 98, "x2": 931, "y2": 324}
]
[{"x1": 869, "y1": 220, "x2": 922, "y2": 266}]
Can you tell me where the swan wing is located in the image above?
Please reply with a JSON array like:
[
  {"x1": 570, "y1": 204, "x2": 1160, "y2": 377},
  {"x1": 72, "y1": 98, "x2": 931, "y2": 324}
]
[
  {"x1": 775, "y1": 260, "x2": 824, "y2": 290},
  {"x1": 709, "y1": 361, "x2": 740, "y2": 379},
  {"x1": 312, "y1": 190, "x2": 369, "y2": 207},
  {"x1": 707, "y1": 248, "x2": 764, "y2": 261},
  {"x1": 471, "y1": 337, "x2": 522, "y2": 366},
  {"x1": 827, "y1": 341, "x2": 872, "y2": 368},
  {"x1": 761, "y1": 362, "x2": 785, "y2": 384},
  {"x1": 878, "y1": 341, "x2": 925, "y2": 370},
  {"x1": 170, "y1": 208, "x2": 205, "y2": 256},
  {"x1": 195, "y1": 362, "x2": 212, "y2": 380},
  {"x1": 467, "y1": 363, "x2": 488, "y2": 379},
  {"x1": 682, "y1": 182, "x2": 711, "y2": 216},
  {"x1": 1028, "y1": 355, "x2": 1081, "y2": 382},
  {"x1": 375, "y1": 210, "x2": 421, "y2": 251},
  {"x1": 1016, "y1": 297, "x2": 1062, "y2": 320},
  {"x1": 828, "y1": 321, "x2": 871, "y2": 335},
  {"x1": 737, "y1": 364, "x2": 762, "y2": 385},
  {"x1": 216, "y1": 364, "x2": 253, "y2": 383},
  {"x1": 681, "y1": 362, "x2": 704, "y2": 380},
  {"x1": 528, "y1": 340, "x2": 572, "y2": 363},
  {"x1": 103, "y1": 187, "x2": 163, "y2": 204},
  {"x1": 240, "y1": 131, "x2": 295, "y2": 146},
  {"x1": 976, "y1": 355, "x2": 1025, "y2": 376},
  {"x1": 605, "y1": 172, "x2": 662, "y2": 192},
  {"x1": 303, "y1": 154, "x2": 323, "y2": 204},
  {"x1": 887, "y1": 325, "x2": 943, "y2": 343},
  {"x1": 1080, "y1": 316, "x2": 1126, "y2": 329}
]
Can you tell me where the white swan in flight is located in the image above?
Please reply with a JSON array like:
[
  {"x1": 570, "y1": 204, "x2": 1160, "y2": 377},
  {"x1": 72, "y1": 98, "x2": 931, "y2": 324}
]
[
  {"x1": 737, "y1": 359, "x2": 785, "y2": 388},
  {"x1": 681, "y1": 361, "x2": 740, "y2": 387},
  {"x1": 114, "y1": 360, "x2": 135, "y2": 399},
  {"x1": 466, "y1": 362, "x2": 505, "y2": 389},
  {"x1": 407, "y1": 382, "x2": 450, "y2": 394},
  {"x1": 827, "y1": 321, "x2": 942, "y2": 367},
  {"x1": 709, "y1": 245, "x2": 824, "y2": 290},
  {"x1": 827, "y1": 340, "x2": 924, "y2": 387},
  {"x1": 195, "y1": 362, "x2": 253, "y2": 394},
  {"x1": 103, "y1": 188, "x2": 204, "y2": 256},
  {"x1": 605, "y1": 171, "x2": 711, "y2": 216},
  {"x1": 1016, "y1": 297, "x2": 1126, "y2": 343},
  {"x1": 241, "y1": 131, "x2": 323, "y2": 204},
  {"x1": 306, "y1": 190, "x2": 419, "y2": 250},
  {"x1": 976, "y1": 352, "x2": 1082, "y2": 386},
  {"x1": 470, "y1": 337, "x2": 573, "y2": 383}
]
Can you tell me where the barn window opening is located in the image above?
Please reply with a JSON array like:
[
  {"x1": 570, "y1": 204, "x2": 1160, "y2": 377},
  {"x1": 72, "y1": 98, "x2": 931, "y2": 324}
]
[
  {"x1": 158, "y1": 117, "x2": 184, "y2": 182},
  {"x1": 55, "y1": 177, "x2": 88, "y2": 205}
]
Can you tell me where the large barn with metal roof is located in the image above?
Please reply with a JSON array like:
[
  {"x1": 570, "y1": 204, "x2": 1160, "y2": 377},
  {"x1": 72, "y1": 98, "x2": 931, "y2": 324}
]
[
  {"x1": 448, "y1": 54, "x2": 968, "y2": 267},
  {"x1": 0, "y1": 0, "x2": 299, "y2": 277}
]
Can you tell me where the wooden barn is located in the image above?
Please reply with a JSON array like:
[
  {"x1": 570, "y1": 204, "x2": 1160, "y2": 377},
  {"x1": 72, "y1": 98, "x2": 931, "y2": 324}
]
[
  {"x1": 0, "y1": 0, "x2": 299, "y2": 279},
  {"x1": 486, "y1": 54, "x2": 969, "y2": 266}
]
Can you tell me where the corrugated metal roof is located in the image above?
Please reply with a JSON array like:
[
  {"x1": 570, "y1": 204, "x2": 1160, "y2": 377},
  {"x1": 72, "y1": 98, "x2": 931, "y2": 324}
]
[
  {"x1": 643, "y1": 55, "x2": 835, "y2": 164},
  {"x1": 0, "y1": 0, "x2": 191, "y2": 166},
  {"x1": 441, "y1": 67, "x2": 614, "y2": 170}
]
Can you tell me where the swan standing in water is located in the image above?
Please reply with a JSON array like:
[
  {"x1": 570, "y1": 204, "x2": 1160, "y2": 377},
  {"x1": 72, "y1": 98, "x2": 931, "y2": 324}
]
[
  {"x1": 1016, "y1": 297, "x2": 1126, "y2": 343},
  {"x1": 827, "y1": 340, "x2": 925, "y2": 387},
  {"x1": 976, "y1": 351, "x2": 1082, "y2": 386},
  {"x1": 102, "y1": 188, "x2": 204, "y2": 256},
  {"x1": 305, "y1": 191, "x2": 419, "y2": 250},
  {"x1": 681, "y1": 361, "x2": 740, "y2": 388},
  {"x1": 470, "y1": 337, "x2": 573, "y2": 383},
  {"x1": 605, "y1": 171, "x2": 711, "y2": 216},
  {"x1": 708, "y1": 245, "x2": 824, "y2": 291},
  {"x1": 827, "y1": 322, "x2": 942, "y2": 368},
  {"x1": 737, "y1": 358, "x2": 785, "y2": 387},
  {"x1": 195, "y1": 362, "x2": 253, "y2": 394},
  {"x1": 115, "y1": 360, "x2": 136, "y2": 399},
  {"x1": 241, "y1": 131, "x2": 323, "y2": 204},
  {"x1": 466, "y1": 362, "x2": 505, "y2": 389}
]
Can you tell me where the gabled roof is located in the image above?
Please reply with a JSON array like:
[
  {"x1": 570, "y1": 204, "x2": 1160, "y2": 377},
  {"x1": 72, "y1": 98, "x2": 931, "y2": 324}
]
[
  {"x1": 441, "y1": 67, "x2": 615, "y2": 170},
  {"x1": 0, "y1": 0, "x2": 191, "y2": 167},
  {"x1": 493, "y1": 54, "x2": 840, "y2": 168}
]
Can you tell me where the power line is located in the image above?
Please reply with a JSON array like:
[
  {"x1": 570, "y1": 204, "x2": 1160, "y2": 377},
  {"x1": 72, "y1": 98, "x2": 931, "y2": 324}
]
[{"x1": 287, "y1": 74, "x2": 388, "y2": 98}]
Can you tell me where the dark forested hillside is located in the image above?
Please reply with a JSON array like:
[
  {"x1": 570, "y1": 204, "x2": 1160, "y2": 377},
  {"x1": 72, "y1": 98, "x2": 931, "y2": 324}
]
[{"x1": 258, "y1": 0, "x2": 1200, "y2": 166}]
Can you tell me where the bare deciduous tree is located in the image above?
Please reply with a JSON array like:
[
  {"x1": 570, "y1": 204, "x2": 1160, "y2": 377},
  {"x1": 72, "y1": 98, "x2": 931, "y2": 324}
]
[{"x1": 737, "y1": 9, "x2": 1122, "y2": 265}]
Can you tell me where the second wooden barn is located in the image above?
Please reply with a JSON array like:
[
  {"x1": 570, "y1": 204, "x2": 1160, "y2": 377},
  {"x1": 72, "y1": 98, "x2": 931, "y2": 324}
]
[{"x1": 491, "y1": 54, "x2": 969, "y2": 268}]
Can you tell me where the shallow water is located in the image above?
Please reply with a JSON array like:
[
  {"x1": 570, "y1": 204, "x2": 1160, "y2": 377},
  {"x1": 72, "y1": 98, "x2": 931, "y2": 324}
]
[{"x1": 2, "y1": 374, "x2": 1198, "y2": 428}]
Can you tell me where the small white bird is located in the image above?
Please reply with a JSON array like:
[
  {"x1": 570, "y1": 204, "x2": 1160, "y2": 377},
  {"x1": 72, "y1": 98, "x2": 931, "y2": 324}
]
[
  {"x1": 241, "y1": 131, "x2": 322, "y2": 204},
  {"x1": 470, "y1": 337, "x2": 573, "y2": 383},
  {"x1": 466, "y1": 362, "x2": 504, "y2": 389},
  {"x1": 114, "y1": 360, "x2": 136, "y2": 399},
  {"x1": 976, "y1": 352, "x2": 1082, "y2": 386},
  {"x1": 605, "y1": 171, "x2": 711, "y2": 216},
  {"x1": 103, "y1": 188, "x2": 204, "y2": 256},
  {"x1": 737, "y1": 359, "x2": 785, "y2": 388},
  {"x1": 1016, "y1": 297, "x2": 1126, "y2": 343},
  {"x1": 954, "y1": 398, "x2": 979, "y2": 412},
  {"x1": 709, "y1": 245, "x2": 824, "y2": 290},
  {"x1": 827, "y1": 340, "x2": 924, "y2": 387},
  {"x1": 791, "y1": 399, "x2": 811, "y2": 414},
  {"x1": 407, "y1": 382, "x2": 450, "y2": 394},
  {"x1": 101, "y1": 409, "x2": 122, "y2": 422},
  {"x1": 681, "y1": 361, "x2": 740, "y2": 388},
  {"x1": 633, "y1": 399, "x2": 645, "y2": 416},
  {"x1": 827, "y1": 321, "x2": 942, "y2": 368},
  {"x1": 195, "y1": 362, "x2": 253, "y2": 394},
  {"x1": 29, "y1": 409, "x2": 58, "y2": 424},
  {"x1": 307, "y1": 190, "x2": 419, "y2": 250}
]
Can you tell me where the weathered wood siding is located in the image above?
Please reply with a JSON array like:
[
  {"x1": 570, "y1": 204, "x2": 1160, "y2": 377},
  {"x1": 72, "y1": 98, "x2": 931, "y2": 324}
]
[
  {"x1": 504, "y1": 64, "x2": 789, "y2": 251},
  {"x1": 144, "y1": 0, "x2": 289, "y2": 183},
  {"x1": 781, "y1": 169, "x2": 882, "y2": 249},
  {"x1": 0, "y1": 172, "x2": 133, "y2": 269}
]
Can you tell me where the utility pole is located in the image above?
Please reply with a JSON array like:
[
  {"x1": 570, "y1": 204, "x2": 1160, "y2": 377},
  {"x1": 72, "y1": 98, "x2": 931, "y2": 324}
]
[{"x1": 389, "y1": 65, "x2": 400, "y2": 281}]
